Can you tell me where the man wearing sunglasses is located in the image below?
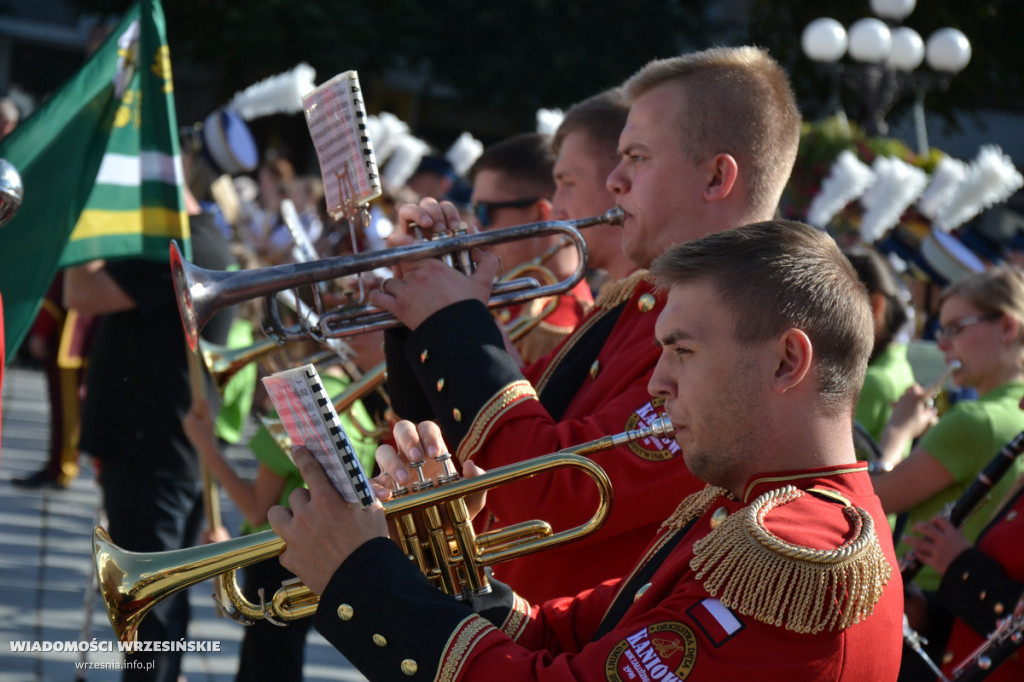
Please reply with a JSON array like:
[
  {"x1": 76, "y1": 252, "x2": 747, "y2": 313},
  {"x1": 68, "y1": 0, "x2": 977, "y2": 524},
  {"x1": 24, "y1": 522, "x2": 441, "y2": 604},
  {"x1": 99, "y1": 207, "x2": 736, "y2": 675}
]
[{"x1": 465, "y1": 132, "x2": 594, "y2": 363}]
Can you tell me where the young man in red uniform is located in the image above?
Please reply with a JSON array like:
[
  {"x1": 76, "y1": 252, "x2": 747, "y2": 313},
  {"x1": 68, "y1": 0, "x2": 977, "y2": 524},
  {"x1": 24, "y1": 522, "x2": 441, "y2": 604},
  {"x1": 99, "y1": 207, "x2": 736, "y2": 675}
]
[
  {"x1": 370, "y1": 46, "x2": 803, "y2": 603},
  {"x1": 465, "y1": 132, "x2": 594, "y2": 364},
  {"x1": 270, "y1": 219, "x2": 905, "y2": 681},
  {"x1": 551, "y1": 87, "x2": 635, "y2": 287}
]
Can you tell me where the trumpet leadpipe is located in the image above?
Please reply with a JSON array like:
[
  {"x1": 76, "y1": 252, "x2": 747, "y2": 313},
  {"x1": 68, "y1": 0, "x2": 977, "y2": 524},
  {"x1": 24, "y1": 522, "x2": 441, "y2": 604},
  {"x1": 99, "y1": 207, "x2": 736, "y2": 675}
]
[{"x1": 171, "y1": 207, "x2": 624, "y2": 351}]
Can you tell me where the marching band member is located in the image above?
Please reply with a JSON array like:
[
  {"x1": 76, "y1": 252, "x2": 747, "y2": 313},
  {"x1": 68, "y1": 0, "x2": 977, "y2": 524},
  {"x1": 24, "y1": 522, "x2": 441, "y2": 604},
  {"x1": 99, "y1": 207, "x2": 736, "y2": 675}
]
[
  {"x1": 370, "y1": 46, "x2": 802, "y2": 603},
  {"x1": 872, "y1": 267, "x2": 1024, "y2": 592},
  {"x1": 551, "y1": 87, "x2": 635, "y2": 289},
  {"x1": 465, "y1": 132, "x2": 594, "y2": 364},
  {"x1": 68, "y1": 110, "x2": 252, "y2": 682},
  {"x1": 900, "y1": 400, "x2": 1024, "y2": 681},
  {"x1": 270, "y1": 220, "x2": 904, "y2": 681},
  {"x1": 845, "y1": 245, "x2": 915, "y2": 461}
]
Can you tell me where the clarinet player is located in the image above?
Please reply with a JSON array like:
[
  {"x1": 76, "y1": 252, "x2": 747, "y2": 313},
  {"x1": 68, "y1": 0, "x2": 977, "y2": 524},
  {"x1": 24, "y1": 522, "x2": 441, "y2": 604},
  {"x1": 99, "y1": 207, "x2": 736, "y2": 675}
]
[{"x1": 899, "y1": 393, "x2": 1024, "y2": 681}]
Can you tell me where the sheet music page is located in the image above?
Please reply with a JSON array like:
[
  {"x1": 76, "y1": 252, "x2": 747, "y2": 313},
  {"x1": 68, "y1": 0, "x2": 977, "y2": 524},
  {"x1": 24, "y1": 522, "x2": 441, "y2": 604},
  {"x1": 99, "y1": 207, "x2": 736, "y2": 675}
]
[
  {"x1": 301, "y1": 70, "x2": 381, "y2": 218},
  {"x1": 262, "y1": 363, "x2": 375, "y2": 507}
]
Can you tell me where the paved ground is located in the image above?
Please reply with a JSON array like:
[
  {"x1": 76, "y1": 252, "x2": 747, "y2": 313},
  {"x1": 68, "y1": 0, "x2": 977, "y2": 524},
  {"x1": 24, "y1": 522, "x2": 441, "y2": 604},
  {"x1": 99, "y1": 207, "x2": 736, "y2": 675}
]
[{"x1": 0, "y1": 365, "x2": 366, "y2": 681}]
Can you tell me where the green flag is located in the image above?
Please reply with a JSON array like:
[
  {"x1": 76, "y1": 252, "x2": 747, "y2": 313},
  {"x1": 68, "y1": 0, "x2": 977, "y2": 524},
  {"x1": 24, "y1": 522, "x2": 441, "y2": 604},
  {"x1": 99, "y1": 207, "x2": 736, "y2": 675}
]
[{"x1": 0, "y1": 0, "x2": 188, "y2": 359}]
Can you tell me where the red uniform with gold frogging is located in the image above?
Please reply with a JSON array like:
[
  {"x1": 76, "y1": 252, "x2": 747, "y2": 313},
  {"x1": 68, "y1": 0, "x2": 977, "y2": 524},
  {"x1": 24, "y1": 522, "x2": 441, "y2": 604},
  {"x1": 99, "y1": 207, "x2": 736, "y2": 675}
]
[
  {"x1": 384, "y1": 272, "x2": 703, "y2": 603},
  {"x1": 314, "y1": 464, "x2": 903, "y2": 681}
]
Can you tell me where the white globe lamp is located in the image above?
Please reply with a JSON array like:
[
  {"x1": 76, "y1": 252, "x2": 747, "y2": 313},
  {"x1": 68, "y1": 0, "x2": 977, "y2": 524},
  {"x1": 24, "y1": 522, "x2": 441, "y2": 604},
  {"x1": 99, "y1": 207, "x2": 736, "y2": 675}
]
[
  {"x1": 802, "y1": 18, "x2": 849, "y2": 63},
  {"x1": 849, "y1": 18, "x2": 893, "y2": 64}
]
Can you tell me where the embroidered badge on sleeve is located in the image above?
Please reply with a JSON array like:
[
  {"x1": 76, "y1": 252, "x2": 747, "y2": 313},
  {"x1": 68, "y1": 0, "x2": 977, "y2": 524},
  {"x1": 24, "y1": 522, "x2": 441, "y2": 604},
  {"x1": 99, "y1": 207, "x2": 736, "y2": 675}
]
[{"x1": 605, "y1": 622, "x2": 698, "y2": 681}]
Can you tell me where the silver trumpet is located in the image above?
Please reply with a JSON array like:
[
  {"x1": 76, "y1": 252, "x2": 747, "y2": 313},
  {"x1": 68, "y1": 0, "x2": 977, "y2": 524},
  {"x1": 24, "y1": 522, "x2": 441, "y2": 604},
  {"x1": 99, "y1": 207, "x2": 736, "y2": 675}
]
[{"x1": 171, "y1": 207, "x2": 624, "y2": 351}]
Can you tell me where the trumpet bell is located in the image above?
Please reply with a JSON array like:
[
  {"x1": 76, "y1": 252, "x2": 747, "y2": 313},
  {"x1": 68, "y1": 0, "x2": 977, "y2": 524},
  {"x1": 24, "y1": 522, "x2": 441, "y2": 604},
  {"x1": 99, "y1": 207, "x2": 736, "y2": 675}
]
[
  {"x1": 170, "y1": 240, "x2": 203, "y2": 352},
  {"x1": 94, "y1": 525, "x2": 283, "y2": 643}
]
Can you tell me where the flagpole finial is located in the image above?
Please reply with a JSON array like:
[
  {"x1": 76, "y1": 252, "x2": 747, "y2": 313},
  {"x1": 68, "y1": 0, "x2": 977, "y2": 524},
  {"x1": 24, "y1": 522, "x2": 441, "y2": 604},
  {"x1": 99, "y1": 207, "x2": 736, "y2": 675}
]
[{"x1": 0, "y1": 158, "x2": 24, "y2": 229}]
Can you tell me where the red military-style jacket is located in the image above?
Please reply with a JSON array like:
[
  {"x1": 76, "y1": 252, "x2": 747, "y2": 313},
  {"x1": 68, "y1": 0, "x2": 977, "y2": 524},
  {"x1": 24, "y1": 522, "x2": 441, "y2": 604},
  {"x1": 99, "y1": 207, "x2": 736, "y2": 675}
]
[
  {"x1": 498, "y1": 278, "x2": 593, "y2": 364},
  {"x1": 383, "y1": 272, "x2": 702, "y2": 603},
  {"x1": 936, "y1": 484, "x2": 1024, "y2": 681},
  {"x1": 314, "y1": 464, "x2": 904, "y2": 681}
]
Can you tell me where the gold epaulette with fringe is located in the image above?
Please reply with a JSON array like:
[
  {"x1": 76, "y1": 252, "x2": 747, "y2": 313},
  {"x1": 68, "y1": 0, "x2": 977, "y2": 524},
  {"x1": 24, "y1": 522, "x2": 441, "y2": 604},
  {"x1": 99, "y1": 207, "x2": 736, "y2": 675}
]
[
  {"x1": 594, "y1": 270, "x2": 652, "y2": 310},
  {"x1": 661, "y1": 484, "x2": 733, "y2": 532},
  {"x1": 690, "y1": 485, "x2": 892, "y2": 634}
]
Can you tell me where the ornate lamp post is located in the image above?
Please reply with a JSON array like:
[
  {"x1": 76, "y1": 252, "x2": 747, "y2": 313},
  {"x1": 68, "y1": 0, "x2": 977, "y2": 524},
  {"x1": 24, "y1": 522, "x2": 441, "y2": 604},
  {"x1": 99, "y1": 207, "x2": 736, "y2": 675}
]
[{"x1": 801, "y1": 0, "x2": 971, "y2": 152}]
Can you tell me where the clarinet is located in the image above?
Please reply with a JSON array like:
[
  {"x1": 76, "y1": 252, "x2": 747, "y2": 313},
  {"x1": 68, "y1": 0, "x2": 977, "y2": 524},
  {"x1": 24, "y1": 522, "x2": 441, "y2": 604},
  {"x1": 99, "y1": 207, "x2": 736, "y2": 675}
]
[
  {"x1": 900, "y1": 430, "x2": 1024, "y2": 584},
  {"x1": 950, "y1": 596, "x2": 1024, "y2": 682}
]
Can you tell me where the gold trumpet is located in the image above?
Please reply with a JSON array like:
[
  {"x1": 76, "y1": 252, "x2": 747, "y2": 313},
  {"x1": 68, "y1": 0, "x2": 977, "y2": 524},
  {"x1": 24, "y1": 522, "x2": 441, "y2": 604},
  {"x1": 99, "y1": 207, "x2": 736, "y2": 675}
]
[
  {"x1": 171, "y1": 208, "x2": 625, "y2": 351},
  {"x1": 93, "y1": 416, "x2": 673, "y2": 643},
  {"x1": 199, "y1": 336, "x2": 282, "y2": 393}
]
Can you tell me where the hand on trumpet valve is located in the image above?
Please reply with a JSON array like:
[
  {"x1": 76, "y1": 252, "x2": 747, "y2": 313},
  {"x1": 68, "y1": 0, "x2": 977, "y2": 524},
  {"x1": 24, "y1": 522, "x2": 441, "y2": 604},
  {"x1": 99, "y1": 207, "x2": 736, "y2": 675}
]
[
  {"x1": 268, "y1": 446, "x2": 389, "y2": 596},
  {"x1": 369, "y1": 249, "x2": 500, "y2": 331},
  {"x1": 374, "y1": 419, "x2": 449, "y2": 494},
  {"x1": 374, "y1": 420, "x2": 488, "y2": 517},
  {"x1": 393, "y1": 197, "x2": 466, "y2": 245}
]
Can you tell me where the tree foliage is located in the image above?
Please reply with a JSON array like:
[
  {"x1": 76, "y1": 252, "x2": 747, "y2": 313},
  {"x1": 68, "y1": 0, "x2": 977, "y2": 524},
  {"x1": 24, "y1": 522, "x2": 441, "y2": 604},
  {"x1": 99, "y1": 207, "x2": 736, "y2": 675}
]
[
  {"x1": 67, "y1": 0, "x2": 1021, "y2": 141},
  {"x1": 70, "y1": 0, "x2": 695, "y2": 124}
]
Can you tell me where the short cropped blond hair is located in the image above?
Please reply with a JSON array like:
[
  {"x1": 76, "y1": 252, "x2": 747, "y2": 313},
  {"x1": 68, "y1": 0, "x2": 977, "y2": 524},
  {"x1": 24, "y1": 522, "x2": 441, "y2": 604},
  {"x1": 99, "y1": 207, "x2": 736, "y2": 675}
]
[{"x1": 623, "y1": 47, "x2": 801, "y2": 220}]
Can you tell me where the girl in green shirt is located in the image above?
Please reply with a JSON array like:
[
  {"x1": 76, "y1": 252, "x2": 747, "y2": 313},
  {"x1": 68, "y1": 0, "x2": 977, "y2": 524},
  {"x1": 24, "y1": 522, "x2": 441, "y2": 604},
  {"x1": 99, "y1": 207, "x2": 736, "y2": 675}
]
[{"x1": 872, "y1": 266, "x2": 1024, "y2": 591}]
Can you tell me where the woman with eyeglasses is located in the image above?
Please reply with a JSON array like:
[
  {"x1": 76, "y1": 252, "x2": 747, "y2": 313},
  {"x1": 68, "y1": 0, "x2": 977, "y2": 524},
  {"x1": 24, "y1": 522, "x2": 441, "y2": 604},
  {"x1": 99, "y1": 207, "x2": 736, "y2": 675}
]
[{"x1": 870, "y1": 266, "x2": 1024, "y2": 592}]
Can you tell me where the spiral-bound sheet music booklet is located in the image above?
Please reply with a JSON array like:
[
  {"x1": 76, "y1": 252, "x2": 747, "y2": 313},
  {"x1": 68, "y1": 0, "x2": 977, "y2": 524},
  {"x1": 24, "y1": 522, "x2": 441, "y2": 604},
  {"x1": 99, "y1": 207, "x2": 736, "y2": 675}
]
[
  {"x1": 301, "y1": 70, "x2": 381, "y2": 219},
  {"x1": 262, "y1": 364, "x2": 375, "y2": 507}
]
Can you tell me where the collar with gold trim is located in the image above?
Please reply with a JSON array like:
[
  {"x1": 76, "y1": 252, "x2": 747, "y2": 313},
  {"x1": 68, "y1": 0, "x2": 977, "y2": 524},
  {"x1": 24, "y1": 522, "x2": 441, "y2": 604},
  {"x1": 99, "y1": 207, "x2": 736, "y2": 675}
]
[{"x1": 740, "y1": 461, "x2": 869, "y2": 504}]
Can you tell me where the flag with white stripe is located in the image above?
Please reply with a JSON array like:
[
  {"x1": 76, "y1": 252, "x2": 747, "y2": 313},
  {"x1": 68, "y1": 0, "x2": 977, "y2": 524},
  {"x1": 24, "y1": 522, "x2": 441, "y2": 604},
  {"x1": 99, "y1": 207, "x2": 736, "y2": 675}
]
[
  {"x1": 0, "y1": 0, "x2": 186, "y2": 356},
  {"x1": 687, "y1": 598, "x2": 744, "y2": 647}
]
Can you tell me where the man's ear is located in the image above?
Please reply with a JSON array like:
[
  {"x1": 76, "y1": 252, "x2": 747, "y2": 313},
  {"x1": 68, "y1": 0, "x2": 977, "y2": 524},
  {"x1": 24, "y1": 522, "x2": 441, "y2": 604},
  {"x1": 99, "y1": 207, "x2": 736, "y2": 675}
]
[
  {"x1": 868, "y1": 291, "x2": 886, "y2": 326},
  {"x1": 704, "y1": 153, "x2": 738, "y2": 202},
  {"x1": 772, "y1": 328, "x2": 813, "y2": 394},
  {"x1": 535, "y1": 198, "x2": 553, "y2": 221}
]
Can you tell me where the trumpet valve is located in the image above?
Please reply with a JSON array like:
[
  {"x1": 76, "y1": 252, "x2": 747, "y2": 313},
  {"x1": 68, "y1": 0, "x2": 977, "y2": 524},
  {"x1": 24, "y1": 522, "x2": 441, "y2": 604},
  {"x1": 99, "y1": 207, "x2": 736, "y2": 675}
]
[
  {"x1": 390, "y1": 477, "x2": 410, "y2": 497},
  {"x1": 434, "y1": 452, "x2": 460, "y2": 486},
  {"x1": 450, "y1": 227, "x2": 473, "y2": 274},
  {"x1": 409, "y1": 460, "x2": 435, "y2": 493}
]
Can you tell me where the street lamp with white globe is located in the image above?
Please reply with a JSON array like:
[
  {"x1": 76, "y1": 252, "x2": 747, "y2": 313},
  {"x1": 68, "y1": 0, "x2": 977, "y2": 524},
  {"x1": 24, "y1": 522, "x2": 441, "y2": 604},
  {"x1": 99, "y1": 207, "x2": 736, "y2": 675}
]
[{"x1": 801, "y1": 0, "x2": 971, "y2": 151}]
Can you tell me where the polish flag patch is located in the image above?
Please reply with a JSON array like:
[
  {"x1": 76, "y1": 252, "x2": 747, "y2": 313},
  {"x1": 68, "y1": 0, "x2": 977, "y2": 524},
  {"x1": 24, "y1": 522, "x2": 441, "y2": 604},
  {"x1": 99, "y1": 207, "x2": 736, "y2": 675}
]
[{"x1": 687, "y1": 598, "x2": 743, "y2": 647}]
